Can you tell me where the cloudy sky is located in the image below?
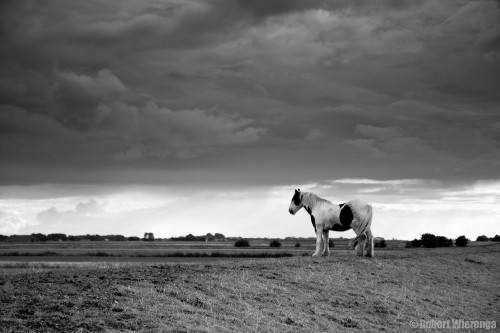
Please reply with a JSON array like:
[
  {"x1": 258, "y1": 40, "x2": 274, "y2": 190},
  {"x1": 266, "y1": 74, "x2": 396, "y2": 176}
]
[{"x1": 1, "y1": 0, "x2": 499, "y2": 240}]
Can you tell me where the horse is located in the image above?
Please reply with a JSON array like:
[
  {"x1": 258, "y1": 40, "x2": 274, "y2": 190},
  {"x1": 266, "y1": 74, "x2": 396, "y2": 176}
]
[{"x1": 288, "y1": 189, "x2": 374, "y2": 257}]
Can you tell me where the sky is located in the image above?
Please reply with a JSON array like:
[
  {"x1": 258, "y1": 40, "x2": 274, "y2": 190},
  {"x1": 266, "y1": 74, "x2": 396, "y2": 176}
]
[{"x1": 1, "y1": 0, "x2": 499, "y2": 241}]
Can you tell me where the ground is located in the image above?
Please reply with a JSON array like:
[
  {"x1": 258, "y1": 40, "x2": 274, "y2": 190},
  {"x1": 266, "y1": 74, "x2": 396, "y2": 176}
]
[{"x1": 0, "y1": 244, "x2": 499, "y2": 332}]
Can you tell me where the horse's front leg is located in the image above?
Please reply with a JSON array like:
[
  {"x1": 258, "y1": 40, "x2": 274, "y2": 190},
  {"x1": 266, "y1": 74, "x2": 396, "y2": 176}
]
[
  {"x1": 312, "y1": 227, "x2": 323, "y2": 257},
  {"x1": 322, "y1": 230, "x2": 330, "y2": 256}
]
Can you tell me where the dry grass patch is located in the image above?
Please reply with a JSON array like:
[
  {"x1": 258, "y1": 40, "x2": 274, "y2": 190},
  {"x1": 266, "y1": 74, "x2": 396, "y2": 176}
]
[{"x1": 1, "y1": 245, "x2": 498, "y2": 332}]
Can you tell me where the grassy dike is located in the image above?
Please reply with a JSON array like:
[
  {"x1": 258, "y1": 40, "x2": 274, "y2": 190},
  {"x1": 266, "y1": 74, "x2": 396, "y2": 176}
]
[{"x1": 1, "y1": 244, "x2": 499, "y2": 332}]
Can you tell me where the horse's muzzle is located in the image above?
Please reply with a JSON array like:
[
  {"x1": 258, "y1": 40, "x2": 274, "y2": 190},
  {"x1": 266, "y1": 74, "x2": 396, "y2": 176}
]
[{"x1": 288, "y1": 209, "x2": 295, "y2": 215}]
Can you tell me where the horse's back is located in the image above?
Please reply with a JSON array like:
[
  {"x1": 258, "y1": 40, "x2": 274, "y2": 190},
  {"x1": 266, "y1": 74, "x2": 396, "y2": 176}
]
[{"x1": 347, "y1": 199, "x2": 371, "y2": 211}]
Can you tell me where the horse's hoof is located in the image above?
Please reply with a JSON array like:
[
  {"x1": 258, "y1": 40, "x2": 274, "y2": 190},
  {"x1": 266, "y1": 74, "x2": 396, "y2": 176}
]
[
  {"x1": 322, "y1": 252, "x2": 329, "y2": 257},
  {"x1": 312, "y1": 253, "x2": 320, "y2": 257}
]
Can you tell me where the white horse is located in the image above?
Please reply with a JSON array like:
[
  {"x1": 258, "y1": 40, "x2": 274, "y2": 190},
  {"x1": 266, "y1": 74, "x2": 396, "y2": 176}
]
[{"x1": 288, "y1": 189, "x2": 374, "y2": 257}]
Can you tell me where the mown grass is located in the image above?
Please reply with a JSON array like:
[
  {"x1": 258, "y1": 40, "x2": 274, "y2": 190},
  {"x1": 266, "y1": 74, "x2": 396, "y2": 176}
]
[{"x1": 1, "y1": 244, "x2": 498, "y2": 332}]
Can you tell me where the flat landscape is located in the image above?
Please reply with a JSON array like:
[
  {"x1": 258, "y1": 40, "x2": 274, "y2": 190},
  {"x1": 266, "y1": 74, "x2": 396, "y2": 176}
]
[{"x1": 0, "y1": 242, "x2": 499, "y2": 332}]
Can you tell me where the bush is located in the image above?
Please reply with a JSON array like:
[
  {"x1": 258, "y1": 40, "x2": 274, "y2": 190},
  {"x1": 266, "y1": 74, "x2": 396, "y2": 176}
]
[
  {"x1": 234, "y1": 239, "x2": 250, "y2": 247},
  {"x1": 455, "y1": 235, "x2": 469, "y2": 247},
  {"x1": 294, "y1": 242, "x2": 301, "y2": 248},
  {"x1": 375, "y1": 239, "x2": 387, "y2": 248},
  {"x1": 269, "y1": 240, "x2": 281, "y2": 247},
  {"x1": 436, "y1": 236, "x2": 452, "y2": 247},
  {"x1": 492, "y1": 235, "x2": 500, "y2": 242},
  {"x1": 405, "y1": 239, "x2": 422, "y2": 248},
  {"x1": 421, "y1": 233, "x2": 437, "y2": 248},
  {"x1": 476, "y1": 235, "x2": 489, "y2": 242}
]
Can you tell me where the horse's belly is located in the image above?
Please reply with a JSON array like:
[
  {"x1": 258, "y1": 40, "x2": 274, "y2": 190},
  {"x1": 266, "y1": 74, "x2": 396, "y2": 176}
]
[{"x1": 331, "y1": 224, "x2": 351, "y2": 232}]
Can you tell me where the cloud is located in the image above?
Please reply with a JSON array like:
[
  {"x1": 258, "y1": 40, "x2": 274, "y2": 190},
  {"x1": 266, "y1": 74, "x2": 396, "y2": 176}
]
[
  {"x1": 37, "y1": 199, "x2": 106, "y2": 224},
  {"x1": 34, "y1": 199, "x2": 111, "y2": 234},
  {"x1": 0, "y1": 0, "x2": 499, "y2": 186},
  {"x1": 0, "y1": 211, "x2": 28, "y2": 235},
  {"x1": 101, "y1": 100, "x2": 266, "y2": 159}
]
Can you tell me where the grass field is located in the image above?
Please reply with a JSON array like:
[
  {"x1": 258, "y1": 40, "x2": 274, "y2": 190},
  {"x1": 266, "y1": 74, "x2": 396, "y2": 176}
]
[
  {"x1": 0, "y1": 238, "x2": 407, "y2": 259},
  {"x1": 0, "y1": 242, "x2": 498, "y2": 332}
]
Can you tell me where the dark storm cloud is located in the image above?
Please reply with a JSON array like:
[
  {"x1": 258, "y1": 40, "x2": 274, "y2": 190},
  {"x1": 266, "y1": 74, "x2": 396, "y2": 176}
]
[{"x1": 0, "y1": 0, "x2": 499, "y2": 186}]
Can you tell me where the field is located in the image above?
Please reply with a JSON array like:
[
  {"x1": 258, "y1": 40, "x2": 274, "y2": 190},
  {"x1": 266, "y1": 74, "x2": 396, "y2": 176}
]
[{"x1": 0, "y1": 242, "x2": 498, "y2": 332}]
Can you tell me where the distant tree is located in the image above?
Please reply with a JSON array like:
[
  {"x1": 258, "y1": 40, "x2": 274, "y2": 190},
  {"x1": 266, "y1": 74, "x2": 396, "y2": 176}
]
[
  {"x1": 108, "y1": 235, "x2": 126, "y2": 241},
  {"x1": 31, "y1": 233, "x2": 48, "y2": 242},
  {"x1": 214, "y1": 233, "x2": 226, "y2": 240},
  {"x1": 492, "y1": 235, "x2": 500, "y2": 242},
  {"x1": 128, "y1": 236, "x2": 141, "y2": 241},
  {"x1": 405, "y1": 238, "x2": 422, "y2": 248},
  {"x1": 89, "y1": 234, "x2": 104, "y2": 241},
  {"x1": 47, "y1": 233, "x2": 67, "y2": 241},
  {"x1": 328, "y1": 239, "x2": 334, "y2": 247},
  {"x1": 476, "y1": 235, "x2": 489, "y2": 242},
  {"x1": 374, "y1": 238, "x2": 386, "y2": 248},
  {"x1": 294, "y1": 242, "x2": 301, "y2": 248},
  {"x1": 269, "y1": 240, "x2": 281, "y2": 247},
  {"x1": 143, "y1": 232, "x2": 155, "y2": 241},
  {"x1": 421, "y1": 233, "x2": 437, "y2": 248},
  {"x1": 234, "y1": 239, "x2": 250, "y2": 247},
  {"x1": 455, "y1": 235, "x2": 469, "y2": 247},
  {"x1": 411, "y1": 239, "x2": 422, "y2": 247},
  {"x1": 0, "y1": 234, "x2": 8, "y2": 242},
  {"x1": 185, "y1": 234, "x2": 196, "y2": 241},
  {"x1": 436, "y1": 236, "x2": 452, "y2": 247}
]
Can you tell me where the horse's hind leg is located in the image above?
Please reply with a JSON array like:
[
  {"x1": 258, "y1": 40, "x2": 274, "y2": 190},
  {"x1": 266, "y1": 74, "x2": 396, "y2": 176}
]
[
  {"x1": 355, "y1": 234, "x2": 366, "y2": 256},
  {"x1": 365, "y1": 228, "x2": 374, "y2": 258}
]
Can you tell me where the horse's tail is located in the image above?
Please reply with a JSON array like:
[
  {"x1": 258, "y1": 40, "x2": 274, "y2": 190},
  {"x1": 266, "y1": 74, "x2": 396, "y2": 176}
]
[{"x1": 348, "y1": 204, "x2": 373, "y2": 248}]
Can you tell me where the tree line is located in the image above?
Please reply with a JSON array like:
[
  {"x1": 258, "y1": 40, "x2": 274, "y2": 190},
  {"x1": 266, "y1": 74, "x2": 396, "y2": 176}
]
[
  {"x1": 0, "y1": 233, "x2": 143, "y2": 242},
  {"x1": 0, "y1": 232, "x2": 226, "y2": 242},
  {"x1": 405, "y1": 234, "x2": 500, "y2": 248}
]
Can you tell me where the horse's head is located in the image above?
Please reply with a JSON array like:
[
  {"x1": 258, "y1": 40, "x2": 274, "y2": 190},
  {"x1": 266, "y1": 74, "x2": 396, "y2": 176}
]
[{"x1": 288, "y1": 189, "x2": 303, "y2": 215}]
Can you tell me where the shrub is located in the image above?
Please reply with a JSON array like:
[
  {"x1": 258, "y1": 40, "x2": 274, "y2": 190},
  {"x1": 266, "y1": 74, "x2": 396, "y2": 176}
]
[
  {"x1": 421, "y1": 233, "x2": 437, "y2": 248},
  {"x1": 476, "y1": 235, "x2": 489, "y2": 242},
  {"x1": 492, "y1": 235, "x2": 500, "y2": 242},
  {"x1": 405, "y1": 239, "x2": 422, "y2": 248},
  {"x1": 375, "y1": 239, "x2": 387, "y2": 248},
  {"x1": 436, "y1": 236, "x2": 452, "y2": 247},
  {"x1": 411, "y1": 239, "x2": 422, "y2": 247},
  {"x1": 234, "y1": 239, "x2": 250, "y2": 247},
  {"x1": 269, "y1": 240, "x2": 281, "y2": 247},
  {"x1": 294, "y1": 242, "x2": 301, "y2": 248},
  {"x1": 455, "y1": 235, "x2": 469, "y2": 247}
]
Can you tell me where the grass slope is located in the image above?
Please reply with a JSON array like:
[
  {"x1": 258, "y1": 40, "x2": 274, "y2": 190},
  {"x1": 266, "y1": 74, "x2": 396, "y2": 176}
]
[{"x1": 1, "y1": 245, "x2": 499, "y2": 332}]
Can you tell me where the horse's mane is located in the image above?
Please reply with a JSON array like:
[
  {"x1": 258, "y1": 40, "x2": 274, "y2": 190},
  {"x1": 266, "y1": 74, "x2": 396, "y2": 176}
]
[{"x1": 302, "y1": 192, "x2": 331, "y2": 207}]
